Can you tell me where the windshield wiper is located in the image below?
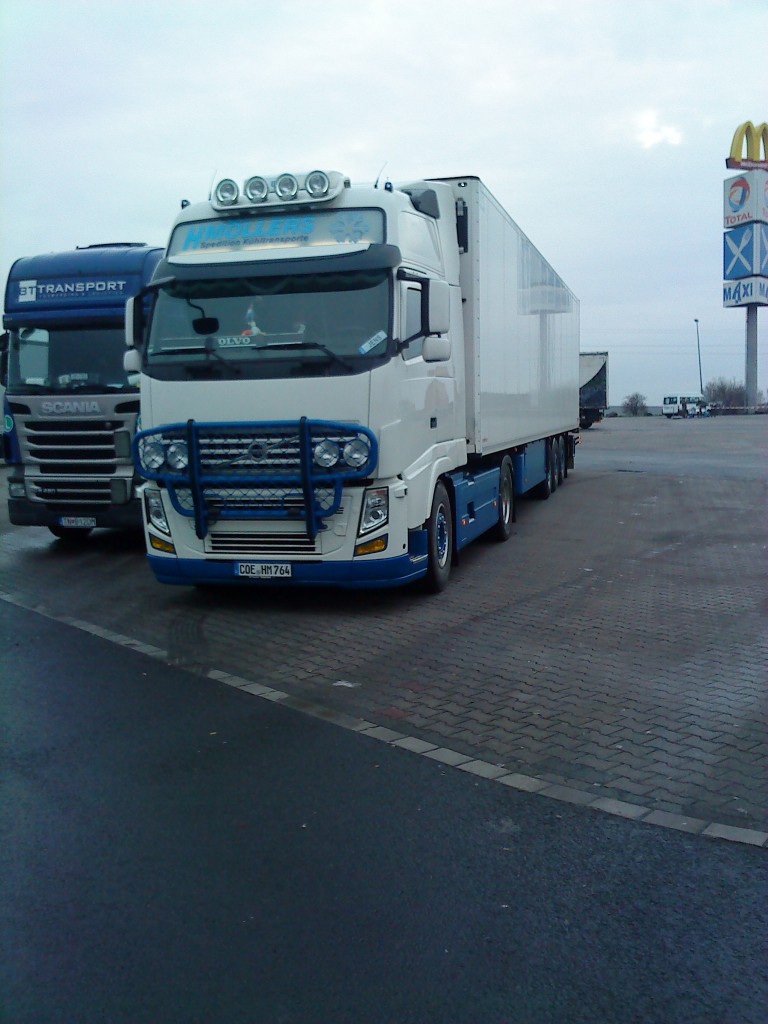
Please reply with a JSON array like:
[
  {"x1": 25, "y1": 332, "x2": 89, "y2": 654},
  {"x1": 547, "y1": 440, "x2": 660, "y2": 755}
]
[
  {"x1": 153, "y1": 340, "x2": 241, "y2": 376},
  {"x1": 59, "y1": 382, "x2": 114, "y2": 394},
  {"x1": 8, "y1": 383, "x2": 56, "y2": 394},
  {"x1": 262, "y1": 340, "x2": 354, "y2": 372}
]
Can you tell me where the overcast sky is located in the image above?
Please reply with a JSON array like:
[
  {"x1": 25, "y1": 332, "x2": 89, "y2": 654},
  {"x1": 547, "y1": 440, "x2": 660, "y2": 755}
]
[{"x1": 2, "y1": 0, "x2": 766, "y2": 405}]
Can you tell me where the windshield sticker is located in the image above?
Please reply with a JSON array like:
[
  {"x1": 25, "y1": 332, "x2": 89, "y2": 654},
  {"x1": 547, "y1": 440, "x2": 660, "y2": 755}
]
[
  {"x1": 358, "y1": 330, "x2": 387, "y2": 355},
  {"x1": 170, "y1": 209, "x2": 385, "y2": 256}
]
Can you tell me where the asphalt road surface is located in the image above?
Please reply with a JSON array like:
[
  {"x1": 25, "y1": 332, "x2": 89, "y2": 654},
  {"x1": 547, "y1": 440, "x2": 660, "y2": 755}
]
[{"x1": 2, "y1": 600, "x2": 767, "y2": 1024}]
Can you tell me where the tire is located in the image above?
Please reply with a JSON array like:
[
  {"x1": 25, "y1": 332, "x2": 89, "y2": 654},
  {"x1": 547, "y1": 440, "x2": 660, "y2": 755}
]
[
  {"x1": 425, "y1": 481, "x2": 453, "y2": 592},
  {"x1": 557, "y1": 436, "x2": 566, "y2": 484},
  {"x1": 534, "y1": 442, "x2": 552, "y2": 500},
  {"x1": 492, "y1": 458, "x2": 515, "y2": 542},
  {"x1": 549, "y1": 439, "x2": 558, "y2": 493},
  {"x1": 48, "y1": 525, "x2": 93, "y2": 542}
]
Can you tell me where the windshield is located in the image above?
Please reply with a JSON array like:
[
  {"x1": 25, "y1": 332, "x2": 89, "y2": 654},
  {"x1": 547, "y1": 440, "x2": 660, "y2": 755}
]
[
  {"x1": 145, "y1": 270, "x2": 391, "y2": 380},
  {"x1": 6, "y1": 324, "x2": 134, "y2": 394}
]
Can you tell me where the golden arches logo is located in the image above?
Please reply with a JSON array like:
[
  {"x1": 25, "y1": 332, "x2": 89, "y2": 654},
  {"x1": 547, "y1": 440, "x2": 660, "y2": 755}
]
[{"x1": 726, "y1": 121, "x2": 768, "y2": 169}]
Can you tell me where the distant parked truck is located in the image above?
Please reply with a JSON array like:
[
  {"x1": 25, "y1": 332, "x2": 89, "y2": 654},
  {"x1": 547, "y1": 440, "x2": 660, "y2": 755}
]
[
  {"x1": 579, "y1": 351, "x2": 608, "y2": 428},
  {"x1": 1, "y1": 243, "x2": 163, "y2": 539}
]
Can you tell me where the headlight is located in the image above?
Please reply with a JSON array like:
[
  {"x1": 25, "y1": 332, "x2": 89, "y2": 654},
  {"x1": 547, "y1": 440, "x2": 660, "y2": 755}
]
[
  {"x1": 141, "y1": 439, "x2": 166, "y2": 472},
  {"x1": 145, "y1": 489, "x2": 170, "y2": 534},
  {"x1": 359, "y1": 487, "x2": 388, "y2": 535},
  {"x1": 166, "y1": 440, "x2": 189, "y2": 471},
  {"x1": 314, "y1": 439, "x2": 340, "y2": 468},
  {"x1": 275, "y1": 173, "x2": 299, "y2": 200},
  {"x1": 305, "y1": 170, "x2": 330, "y2": 198},
  {"x1": 244, "y1": 175, "x2": 269, "y2": 202},
  {"x1": 343, "y1": 437, "x2": 369, "y2": 468},
  {"x1": 214, "y1": 178, "x2": 239, "y2": 205}
]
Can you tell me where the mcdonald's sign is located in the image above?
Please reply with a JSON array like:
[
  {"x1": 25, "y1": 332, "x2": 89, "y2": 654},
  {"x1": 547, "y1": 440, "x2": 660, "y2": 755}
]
[{"x1": 726, "y1": 121, "x2": 768, "y2": 170}]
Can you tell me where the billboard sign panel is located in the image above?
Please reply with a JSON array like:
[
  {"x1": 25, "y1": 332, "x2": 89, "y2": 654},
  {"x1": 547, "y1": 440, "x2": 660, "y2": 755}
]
[
  {"x1": 723, "y1": 223, "x2": 768, "y2": 280},
  {"x1": 723, "y1": 170, "x2": 768, "y2": 228},
  {"x1": 723, "y1": 276, "x2": 768, "y2": 307}
]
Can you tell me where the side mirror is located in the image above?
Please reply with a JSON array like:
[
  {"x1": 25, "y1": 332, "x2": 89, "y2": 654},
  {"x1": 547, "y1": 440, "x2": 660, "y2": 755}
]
[
  {"x1": 425, "y1": 280, "x2": 450, "y2": 335},
  {"x1": 123, "y1": 348, "x2": 141, "y2": 373},
  {"x1": 422, "y1": 335, "x2": 451, "y2": 362},
  {"x1": 125, "y1": 295, "x2": 145, "y2": 349}
]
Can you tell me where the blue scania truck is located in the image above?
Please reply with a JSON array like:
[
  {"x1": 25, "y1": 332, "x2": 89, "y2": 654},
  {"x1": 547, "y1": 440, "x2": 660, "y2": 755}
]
[{"x1": 1, "y1": 243, "x2": 163, "y2": 539}]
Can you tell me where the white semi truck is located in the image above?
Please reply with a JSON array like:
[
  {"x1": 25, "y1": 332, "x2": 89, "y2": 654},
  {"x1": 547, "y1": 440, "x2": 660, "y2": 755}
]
[{"x1": 125, "y1": 170, "x2": 579, "y2": 590}]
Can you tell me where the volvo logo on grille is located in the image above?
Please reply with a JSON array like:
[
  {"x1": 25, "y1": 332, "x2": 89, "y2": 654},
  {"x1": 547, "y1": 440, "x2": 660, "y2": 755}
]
[
  {"x1": 244, "y1": 439, "x2": 271, "y2": 462},
  {"x1": 222, "y1": 436, "x2": 299, "y2": 468}
]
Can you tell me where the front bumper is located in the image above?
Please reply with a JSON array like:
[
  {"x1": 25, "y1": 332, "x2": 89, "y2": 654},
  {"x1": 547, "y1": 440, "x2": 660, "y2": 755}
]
[
  {"x1": 146, "y1": 529, "x2": 429, "y2": 589},
  {"x1": 8, "y1": 497, "x2": 143, "y2": 530}
]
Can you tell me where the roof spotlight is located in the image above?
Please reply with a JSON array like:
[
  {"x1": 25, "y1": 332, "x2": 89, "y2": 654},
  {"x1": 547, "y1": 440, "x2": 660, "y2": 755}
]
[
  {"x1": 214, "y1": 178, "x2": 239, "y2": 206},
  {"x1": 244, "y1": 176, "x2": 269, "y2": 202},
  {"x1": 305, "y1": 170, "x2": 330, "y2": 198},
  {"x1": 275, "y1": 173, "x2": 299, "y2": 200}
]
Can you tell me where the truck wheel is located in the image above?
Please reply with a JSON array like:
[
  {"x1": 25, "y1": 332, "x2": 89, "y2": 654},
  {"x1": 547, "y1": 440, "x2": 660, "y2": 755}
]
[
  {"x1": 557, "y1": 436, "x2": 566, "y2": 484},
  {"x1": 535, "y1": 442, "x2": 552, "y2": 500},
  {"x1": 492, "y1": 458, "x2": 515, "y2": 542},
  {"x1": 48, "y1": 525, "x2": 93, "y2": 542},
  {"x1": 549, "y1": 440, "x2": 558, "y2": 493},
  {"x1": 425, "y1": 481, "x2": 453, "y2": 592}
]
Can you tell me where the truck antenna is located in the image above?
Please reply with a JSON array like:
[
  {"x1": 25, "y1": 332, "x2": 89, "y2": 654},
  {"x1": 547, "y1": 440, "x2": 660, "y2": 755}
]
[
  {"x1": 373, "y1": 162, "x2": 388, "y2": 189},
  {"x1": 207, "y1": 170, "x2": 218, "y2": 201}
]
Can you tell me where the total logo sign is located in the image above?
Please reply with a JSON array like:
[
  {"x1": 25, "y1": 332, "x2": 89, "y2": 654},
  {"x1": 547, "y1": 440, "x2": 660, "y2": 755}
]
[
  {"x1": 723, "y1": 169, "x2": 768, "y2": 227},
  {"x1": 728, "y1": 177, "x2": 750, "y2": 211}
]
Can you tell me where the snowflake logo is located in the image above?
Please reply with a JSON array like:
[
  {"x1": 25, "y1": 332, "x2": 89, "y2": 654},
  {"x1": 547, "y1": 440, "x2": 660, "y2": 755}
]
[{"x1": 329, "y1": 213, "x2": 369, "y2": 243}]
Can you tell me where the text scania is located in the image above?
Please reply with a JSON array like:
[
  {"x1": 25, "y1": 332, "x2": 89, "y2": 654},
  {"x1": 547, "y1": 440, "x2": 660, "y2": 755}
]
[
  {"x1": 41, "y1": 400, "x2": 103, "y2": 415},
  {"x1": 182, "y1": 216, "x2": 315, "y2": 251}
]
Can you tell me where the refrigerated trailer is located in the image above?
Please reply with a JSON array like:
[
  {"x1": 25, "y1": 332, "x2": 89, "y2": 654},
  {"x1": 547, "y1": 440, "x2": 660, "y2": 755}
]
[
  {"x1": 126, "y1": 171, "x2": 579, "y2": 589},
  {"x1": 2, "y1": 243, "x2": 163, "y2": 539}
]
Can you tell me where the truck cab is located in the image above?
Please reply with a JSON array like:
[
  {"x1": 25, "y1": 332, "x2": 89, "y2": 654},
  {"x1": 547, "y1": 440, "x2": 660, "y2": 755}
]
[{"x1": 2, "y1": 243, "x2": 163, "y2": 539}]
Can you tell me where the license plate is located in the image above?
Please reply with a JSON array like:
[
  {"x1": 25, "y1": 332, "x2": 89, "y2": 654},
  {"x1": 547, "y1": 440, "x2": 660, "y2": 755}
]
[
  {"x1": 235, "y1": 562, "x2": 292, "y2": 579},
  {"x1": 58, "y1": 516, "x2": 97, "y2": 528}
]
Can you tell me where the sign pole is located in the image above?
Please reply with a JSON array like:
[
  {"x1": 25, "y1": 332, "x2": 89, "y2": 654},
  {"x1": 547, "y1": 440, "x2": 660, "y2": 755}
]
[
  {"x1": 745, "y1": 305, "x2": 758, "y2": 407},
  {"x1": 723, "y1": 121, "x2": 767, "y2": 408}
]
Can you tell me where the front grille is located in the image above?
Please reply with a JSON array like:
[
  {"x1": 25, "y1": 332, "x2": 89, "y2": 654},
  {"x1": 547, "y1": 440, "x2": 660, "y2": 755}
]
[
  {"x1": 208, "y1": 530, "x2": 319, "y2": 555},
  {"x1": 173, "y1": 486, "x2": 337, "y2": 515},
  {"x1": 22, "y1": 419, "x2": 120, "y2": 475},
  {"x1": 30, "y1": 479, "x2": 113, "y2": 505},
  {"x1": 135, "y1": 418, "x2": 377, "y2": 541},
  {"x1": 198, "y1": 433, "x2": 303, "y2": 474},
  {"x1": 194, "y1": 428, "x2": 366, "y2": 477}
]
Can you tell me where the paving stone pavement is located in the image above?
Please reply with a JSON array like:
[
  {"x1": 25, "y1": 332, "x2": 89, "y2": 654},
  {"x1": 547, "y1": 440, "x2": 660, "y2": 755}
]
[{"x1": 1, "y1": 417, "x2": 766, "y2": 836}]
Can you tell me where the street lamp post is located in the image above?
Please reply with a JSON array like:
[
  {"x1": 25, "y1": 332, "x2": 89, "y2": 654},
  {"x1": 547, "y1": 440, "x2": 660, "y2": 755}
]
[{"x1": 694, "y1": 318, "x2": 703, "y2": 395}]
